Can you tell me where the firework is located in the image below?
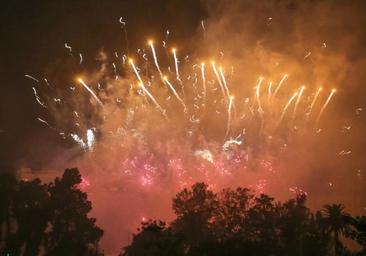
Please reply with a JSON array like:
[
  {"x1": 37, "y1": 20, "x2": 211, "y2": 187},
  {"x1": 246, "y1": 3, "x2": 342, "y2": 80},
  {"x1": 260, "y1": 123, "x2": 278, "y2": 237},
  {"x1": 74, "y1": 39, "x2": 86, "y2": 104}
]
[
  {"x1": 273, "y1": 74, "x2": 288, "y2": 98},
  {"x1": 291, "y1": 85, "x2": 305, "y2": 124},
  {"x1": 172, "y1": 48, "x2": 181, "y2": 82},
  {"x1": 201, "y1": 62, "x2": 207, "y2": 105},
  {"x1": 163, "y1": 76, "x2": 187, "y2": 111},
  {"x1": 225, "y1": 95, "x2": 234, "y2": 139},
  {"x1": 78, "y1": 78, "x2": 104, "y2": 107},
  {"x1": 148, "y1": 40, "x2": 162, "y2": 76},
  {"x1": 30, "y1": 37, "x2": 339, "y2": 194},
  {"x1": 279, "y1": 91, "x2": 299, "y2": 124},
  {"x1": 306, "y1": 87, "x2": 322, "y2": 121},
  {"x1": 255, "y1": 77, "x2": 264, "y2": 114},
  {"x1": 219, "y1": 67, "x2": 230, "y2": 99},
  {"x1": 315, "y1": 89, "x2": 336, "y2": 126},
  {"x1": 211, "y1": 61, "x2": 227, "y2": 102}
]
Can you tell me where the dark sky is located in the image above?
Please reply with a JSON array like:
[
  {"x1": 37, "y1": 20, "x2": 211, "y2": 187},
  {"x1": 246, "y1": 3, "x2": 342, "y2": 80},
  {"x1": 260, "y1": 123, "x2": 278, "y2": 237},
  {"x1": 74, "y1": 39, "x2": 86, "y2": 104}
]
[{"x1": 0, "y1": 0, "x2": 206, "y2": 170}]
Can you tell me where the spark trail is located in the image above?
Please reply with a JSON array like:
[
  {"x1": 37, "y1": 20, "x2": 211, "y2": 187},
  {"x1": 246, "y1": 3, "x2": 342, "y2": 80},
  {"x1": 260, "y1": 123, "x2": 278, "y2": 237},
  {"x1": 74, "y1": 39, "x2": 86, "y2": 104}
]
[
  {"x1": 78, "y1": 79, "x2": 104, "y2": 107},
  {"x1": 315, "y1": 89, "x2": 336, "y2": 126},
  {"x1": 149, "y1": 40, "x2": 162, "y2": 76}
]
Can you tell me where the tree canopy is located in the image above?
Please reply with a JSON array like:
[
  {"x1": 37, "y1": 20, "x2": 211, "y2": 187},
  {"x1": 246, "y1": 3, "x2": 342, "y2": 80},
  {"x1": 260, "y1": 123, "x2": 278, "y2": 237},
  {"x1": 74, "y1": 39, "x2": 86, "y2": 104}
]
[
  {"x1": 0, "y1": 168, "x2": 103, "y2": 256},
  {"x1": 123, "y1": 182, "x2": 366, "y2": 256}
]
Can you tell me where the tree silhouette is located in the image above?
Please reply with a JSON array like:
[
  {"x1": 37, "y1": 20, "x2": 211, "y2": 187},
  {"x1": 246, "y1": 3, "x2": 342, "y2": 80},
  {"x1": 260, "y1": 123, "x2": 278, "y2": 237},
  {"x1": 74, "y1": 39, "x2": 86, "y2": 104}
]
[
  {"x1": 171, "y1": 182, "x2": 219, "y2": 255},
  {"x1": 322, "y1": 204, "x2": 351, "y2": 256},
  {"x1": 122, "y1": 220, "x2": 182, "y2": 256},
  {"x1": 0, "y1": 168, "x2": 104, "y2": 256},
  {"x1": 0, "y1": 171, "x2": 17, "y2": 254},
  {"x1": 45, "y1": 168, "x2": 103, "y2": 256},
  {"x1": 12, "y1": 179, "x2": 50, "y2": 255},
  {"x1": 349, "y1": 216, "x2": 366, "y2": 254},
  {"x1": 123, "y1": 182, "x2": 366, "y2": 256}
]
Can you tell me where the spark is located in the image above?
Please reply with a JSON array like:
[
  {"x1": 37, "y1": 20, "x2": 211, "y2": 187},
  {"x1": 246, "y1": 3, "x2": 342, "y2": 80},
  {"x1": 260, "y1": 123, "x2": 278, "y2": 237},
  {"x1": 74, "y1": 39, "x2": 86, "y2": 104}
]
[
  {"x1": 256, "y1": 77, "x2": 264, "y2": 113},
  {"x1": 86, "y1": 129, "x2": 95, "y2": 151},
  {"x1": 44, "y1": 78, "x2": 50, "y2": 86},
  {"x1": 64, "y1": 42, "x2": 72, "y2": 53},
  {"x1": 25, "y1": 74, "x2": 39, "y2": 83},
  {"x1": 201, "y1": 62, "x2": 207, "y2": 105},
  {"x1": 355, "y1": 107, "x2": 362, "y2": 115},
  {"x1": 148, "y1": 40, "x2": 162, "y2": 76},
  {"x1": 194, "y1": 149, "x2": 213, "y2": 163},
  {"x1": 219, "y1": 67, "x2": 230, "y2": 99},
  {"x1": 342, "y1": 125, "x2": 351, "y2": 131},
  {"x1": 225, "y1": 95, "x2": 234, "y2": 138},
  {"x1": 79, "y1": 53, "x2": 83, "y2": 64},
  {"x1": 291, "y1": 85, "x2": 305, "y2": 124},
  {"x1": 32, "y1": 87, "x2": 46, "y2": 108},
  {"x1": 306, "y1": 87, "x2": 322, "y2": 120},
  {"x1": 315, "y1": 89, "x2": 336, "y2": 126},
  {"x1": 279, "y1": 91, "x2": 299, "y2": 123},
  {"x1": 118, "y1": 17, "x2": 126, "y2": 26},
  {"x1": 163, "y1": 76, "x2": 186, "y2": 111},
  {"x1": 211, "y1": 61, "x2": 227, "y2": 102},
  {"x1": 267, "y1": 81, "x2": 273, "y2": 101},
  {"x1": 201, "y1": 20, "x2": 206, "y2": 31},
  {"x1": 37, "y1": 117, "x2": 49, "y2": 126},
  {"x1": 138, "y1": 82, "x2": 166, "y2": 116},
  {"x1": 172, "y1": 48, "x2": 181, "y2": 81},
  {"x1": 77, "y1": 78, "x2": 104, "y2": 107},
  {"x1": 304, "y1": 51, "x2": 311, "y2": 59},
  {"x1": 339, "y1": 150, "x2": 352, "y2": 156},
  {"x1": 129, "y1": 59, "x2": 144, "y2": 85},
  {"x1": 273, "y1": 74, "x2": 288, "y2": 98},
  {"x1": 70, "y1": 133, "x2": 86, "y2": 149},
  {"x1": 223, "y1": 138, "x2": 242, "y2": 151}
]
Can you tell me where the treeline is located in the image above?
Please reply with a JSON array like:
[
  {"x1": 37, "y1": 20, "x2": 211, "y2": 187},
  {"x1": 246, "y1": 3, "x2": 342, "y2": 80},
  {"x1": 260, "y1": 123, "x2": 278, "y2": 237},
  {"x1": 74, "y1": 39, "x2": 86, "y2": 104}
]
[
  {"x1": 123, "y1": 183, "x2": 366, "y2": 256},
  {"x1": 0, "y1": 168, "x2": 103, "y2": 256},
  {"x1": 1, "y1": 169, "x2": 365, "y2": 256}
]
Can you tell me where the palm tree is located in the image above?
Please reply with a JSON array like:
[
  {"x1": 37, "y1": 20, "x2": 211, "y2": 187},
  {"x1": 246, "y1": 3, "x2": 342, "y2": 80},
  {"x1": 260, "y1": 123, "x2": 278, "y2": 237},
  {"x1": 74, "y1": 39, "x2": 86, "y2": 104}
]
[{"x1": 322, "y1": 204, "x2": 350, "y2": 256}]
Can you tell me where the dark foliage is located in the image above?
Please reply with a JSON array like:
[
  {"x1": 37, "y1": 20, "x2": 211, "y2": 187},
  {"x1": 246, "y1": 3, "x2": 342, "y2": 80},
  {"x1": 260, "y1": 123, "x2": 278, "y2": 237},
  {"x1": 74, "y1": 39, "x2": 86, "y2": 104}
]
[
  {"x1": 123, "y1": 182, "x2": 366, "y2": 256},
  {"x1": 0, "y1": 168, "x2": 103, "y2": 256}
]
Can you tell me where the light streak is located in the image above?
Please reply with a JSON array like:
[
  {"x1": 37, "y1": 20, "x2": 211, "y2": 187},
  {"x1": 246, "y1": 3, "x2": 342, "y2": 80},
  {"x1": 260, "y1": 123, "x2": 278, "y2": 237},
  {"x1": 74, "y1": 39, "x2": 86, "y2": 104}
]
[
  {"x1": 268, "y1": 81, "x2": 273, "y2": 101},
  {"x1": 256, "y1": 77, "x2": 264, "y2": 113},
  {"x1": 32, "y1": 87, "x2": 46, "y2": 108},
  {"x1": 148, "y1": 40, "x2": 162, "y2": 76},
  {"x1": 306, "y1": 87, "x2": 322, "y2": 120},
  {"x1": 138, "y1": 82, "x2": 166, "y2": 116},
  {"x1": 211, "y1": 61, "x2": 227, "y2": 102},
  {"x1": 163, "y1": 76, "x2": 186, "y2": 111},
  {"x1": 70, "y1": 133, "x2": 86, "y2": 149},
  {"x1": 37, "y1": 117, "x2": 49, "y2": 126},
  {"x1": 129, "y1": 59, "x2": 144, "y2": 85},
  {"x1": 25, "y1": 74, "x2": 39, "y2": 83},
  {"x1": 273, "y1": 74, "x2": 288, "y2": 98},
  {"x1": 77, "y1": 78, "x2": 104, "y2": 107},
  {"x1": 172, "y1": 48, "x2": 181, "y2": 81},
  {"x1": 86, "y1": 129, "x2": 95, "y2": 151},
  {"x1": 291, "y1": 85, "x2": 305, "y2": 124},
  {"x1": 279, "y1": 91, "x2": 298, "y2": 123},
  {"x1": 315, "y1": 89, "x2": 336, "y2": 126},
  {"x1": 225, "y1": 95, "x2": 234, "y2": 138},
  {"x1": 201, "y1": 62, "x2": 207, "y2": 105},
  {"x1": 219, "y1": 67, "x2": 230, "y2": 99}
]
